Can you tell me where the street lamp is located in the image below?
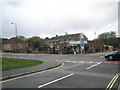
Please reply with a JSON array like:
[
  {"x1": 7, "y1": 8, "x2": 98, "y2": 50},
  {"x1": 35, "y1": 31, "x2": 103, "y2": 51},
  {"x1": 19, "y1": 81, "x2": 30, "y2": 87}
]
[
  {"x1": 11, "y1": 22, "x2": 18, "y2": 52},
  {"x1": 11, "y1": 22, "x2": 17, "y2": 37}
]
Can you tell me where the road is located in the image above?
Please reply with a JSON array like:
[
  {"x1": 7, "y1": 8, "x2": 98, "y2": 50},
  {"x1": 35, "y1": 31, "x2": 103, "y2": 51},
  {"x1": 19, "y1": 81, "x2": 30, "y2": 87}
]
[{"x1": 2, "y1": 53, "x2": 120, "y2": 89}]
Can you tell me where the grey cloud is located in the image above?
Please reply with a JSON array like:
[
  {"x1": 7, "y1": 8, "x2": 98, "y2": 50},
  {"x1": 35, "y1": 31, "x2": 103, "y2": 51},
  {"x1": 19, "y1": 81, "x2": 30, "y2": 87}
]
[
  {"x1": 1, "y1": 0, "x2": 118, "y2": 40},
  {"x1": 59, "y1": 3, "x2": 117, "y2": 32}
]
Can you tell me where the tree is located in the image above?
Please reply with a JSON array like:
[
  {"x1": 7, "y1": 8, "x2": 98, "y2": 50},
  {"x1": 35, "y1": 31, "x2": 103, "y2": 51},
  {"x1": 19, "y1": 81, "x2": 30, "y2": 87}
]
[
  {"x1": 98, "y1": 31, "x2": 116, "y2": 39},
  {"x1": 25, "y1": 36, "x2": 50, "y2": 51},
  {"x1": 17, "y1": 35, "x2": 26, "y2": 41},
  {"x1": 97, "y1": 31, "x2": 118, "y2": 48}
]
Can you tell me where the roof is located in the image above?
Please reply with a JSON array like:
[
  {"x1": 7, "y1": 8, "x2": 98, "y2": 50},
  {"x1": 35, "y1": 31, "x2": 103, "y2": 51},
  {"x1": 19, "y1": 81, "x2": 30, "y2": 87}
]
[
  {"x1": 2, "y1": 37, "x2": 27, "y2": 44},
  {"x1": 46, "y1": 33, "x2": 88, "y2": 42},
  {"x1": 9, "y1": 37, "x2": 25, "y2": 43}
]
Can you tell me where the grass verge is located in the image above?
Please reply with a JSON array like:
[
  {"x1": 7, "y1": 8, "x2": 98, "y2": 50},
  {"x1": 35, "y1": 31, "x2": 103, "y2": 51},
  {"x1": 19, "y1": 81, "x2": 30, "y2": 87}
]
[{"x1": 1, "y1": 58, "x2": 43, "y2": 71}]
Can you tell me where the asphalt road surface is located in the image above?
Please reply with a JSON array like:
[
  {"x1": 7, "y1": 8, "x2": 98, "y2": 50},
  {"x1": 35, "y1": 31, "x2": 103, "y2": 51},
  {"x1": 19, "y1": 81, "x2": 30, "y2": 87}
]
[{"x1": 2, "y1": 53, "x2": 120, "y2": 89}]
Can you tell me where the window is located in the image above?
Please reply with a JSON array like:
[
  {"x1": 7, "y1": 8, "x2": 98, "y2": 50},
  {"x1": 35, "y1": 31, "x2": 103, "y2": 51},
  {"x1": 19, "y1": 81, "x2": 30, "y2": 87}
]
[{"x1": 60, "y1": 40, "x2": 64, "y2": 43}]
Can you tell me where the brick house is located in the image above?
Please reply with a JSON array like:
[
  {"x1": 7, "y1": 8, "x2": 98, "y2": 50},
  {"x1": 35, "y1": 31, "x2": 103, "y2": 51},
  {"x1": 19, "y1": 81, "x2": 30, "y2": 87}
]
[
  {"x1": 85, "y1": 37, "x2": 120, "y2": 53},
  {"x1": 45, "y1": 33, "x2": 88, "y2": 54},
  {"x1": 2, "y1": 37, "x2": 28, "y2": 53},
  {"x1": 85, "y1": 40, "x2": 105, "y2": 53}
]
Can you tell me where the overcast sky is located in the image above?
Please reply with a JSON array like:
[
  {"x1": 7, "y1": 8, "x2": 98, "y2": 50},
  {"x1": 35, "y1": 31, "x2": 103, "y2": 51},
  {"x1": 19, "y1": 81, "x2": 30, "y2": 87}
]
[{"x1": 1, "y1": 0, "x2": 119, "y2": 40}]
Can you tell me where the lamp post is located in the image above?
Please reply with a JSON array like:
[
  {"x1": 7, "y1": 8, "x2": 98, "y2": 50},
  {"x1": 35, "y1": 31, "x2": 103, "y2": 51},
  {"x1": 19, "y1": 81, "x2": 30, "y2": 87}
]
[
  {"x1": 11, "y1": 22, "x2": 18, "y2": 52},
  {"x1": 11, "y1": 22, "x2": 17, "y2": 37}
]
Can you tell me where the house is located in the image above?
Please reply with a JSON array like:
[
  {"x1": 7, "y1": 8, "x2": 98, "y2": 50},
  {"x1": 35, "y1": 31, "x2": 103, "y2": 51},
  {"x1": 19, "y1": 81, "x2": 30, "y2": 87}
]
[
  {"x1": 85, "y1": 40, "x2": 105, "y2": 53},
  {"x1": 45, "y1": 33, "x2": 88, "y2": 54},
  {"x1": 2, "y1": 38, "x2": 11, "y2": 51},
  {"x1": 2, "y1": 37, "x2": 28, "y2": 53}
]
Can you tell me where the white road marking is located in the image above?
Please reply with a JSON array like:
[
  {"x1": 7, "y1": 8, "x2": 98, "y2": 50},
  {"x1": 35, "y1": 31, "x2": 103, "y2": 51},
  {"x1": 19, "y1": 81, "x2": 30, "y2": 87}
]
[
  {"x1": 100, "y1": 56, "x2": 104, "y2": 58},
  {"x1": 86, "y1": 62, "x2": 93, "y2": 63},
  {"x1": 38, "y1": 73, "x2": 74, "y2": 88},
  {"x1": 65, "y1": 61, "x2": 71, "y2": 62},
  {"x1": 71, "y1": 61, "x2": 77, "y2": 63},
  {"x1": 86, "y1": 62, "x2": 102, "y2": 69},
  {"x1": 78, "y1": 61, "x2": 85, "y2": 63},
  {"x1": 64, "y1": 60, "x2": 96, "y2": 64}
]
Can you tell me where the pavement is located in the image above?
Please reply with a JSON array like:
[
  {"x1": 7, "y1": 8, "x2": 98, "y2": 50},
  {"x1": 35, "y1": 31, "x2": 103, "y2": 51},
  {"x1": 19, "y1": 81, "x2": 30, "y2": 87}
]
[
  {"x1": 86, "y1": 51, "x2": 113, "y2": 55},
  {"x1": 2, "y1": 59, "x2": 61, "y2": 81}
]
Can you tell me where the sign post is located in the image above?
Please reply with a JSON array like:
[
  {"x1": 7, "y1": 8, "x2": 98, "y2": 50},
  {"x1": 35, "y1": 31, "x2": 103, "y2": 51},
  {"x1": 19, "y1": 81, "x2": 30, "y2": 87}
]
[{"x1": 80, "y1": 33, "x2": 84, "y2": 54}]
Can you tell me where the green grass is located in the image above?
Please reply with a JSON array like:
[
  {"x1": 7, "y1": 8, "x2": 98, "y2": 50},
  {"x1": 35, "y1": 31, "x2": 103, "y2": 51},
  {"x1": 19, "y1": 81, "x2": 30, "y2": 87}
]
[
  {"x1": 0, "y1": 58, "x2": 2, "y2": 71},
  {"x1": 1, "y1": 58, "x2": 43, "y2": 71}
]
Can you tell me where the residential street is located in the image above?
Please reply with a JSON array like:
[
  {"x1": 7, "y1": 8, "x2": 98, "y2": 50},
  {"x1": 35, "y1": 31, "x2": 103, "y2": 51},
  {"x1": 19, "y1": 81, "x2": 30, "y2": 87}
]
[
  {"x1": 2, "y1": 53, "x2": 120, "y2": 89},
  {"x1": 2, "y1": 0, "x2": 119, "y2": 89}
]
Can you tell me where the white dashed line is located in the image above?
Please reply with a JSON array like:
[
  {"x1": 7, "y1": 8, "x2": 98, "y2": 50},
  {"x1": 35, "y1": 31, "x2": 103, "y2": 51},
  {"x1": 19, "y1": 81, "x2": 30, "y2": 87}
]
[
  {"x1": 86, "y1": 62, "x2": 102, "y2": 69},
  {"x1": 78, "y1": 61, "x2": 85, "y2": 63},
  {"x1": 86, "y1": 62, "x2": 93, "y2": 64},
  {"x1": 38, "y1": 73, "x2": 74, "y2": 88},
  {"x1": 63, "y1": 60, "x2": 96, "y2": 64},
  {"x1": 100, "y1": 56, "x2": 104, "y2": 58}
]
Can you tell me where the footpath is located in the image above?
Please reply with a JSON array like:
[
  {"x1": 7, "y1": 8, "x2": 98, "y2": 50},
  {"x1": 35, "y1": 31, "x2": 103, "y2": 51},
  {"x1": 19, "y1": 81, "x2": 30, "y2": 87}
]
[
  {"x1": 1, "y1": 60, "x2": 61, "y2": 81},
  {"x1": 86, "y1": 51, "x2": 113, "y2": 55}
]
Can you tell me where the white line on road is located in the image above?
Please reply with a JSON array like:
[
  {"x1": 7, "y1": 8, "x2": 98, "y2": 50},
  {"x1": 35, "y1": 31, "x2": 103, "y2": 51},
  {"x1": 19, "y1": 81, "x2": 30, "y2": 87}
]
[
  {"x1": 86, "y1": 62, "x2": 102, "y2": 69},
  {"x1": 100, "y1": 56, "x2": 104, "y2": 58},
  {"x1": 86, "y1": 62, "x2": 93, "y2": 64},
  {"x1": 38, "y1": 73, "x2": 74, "y2": 88}
]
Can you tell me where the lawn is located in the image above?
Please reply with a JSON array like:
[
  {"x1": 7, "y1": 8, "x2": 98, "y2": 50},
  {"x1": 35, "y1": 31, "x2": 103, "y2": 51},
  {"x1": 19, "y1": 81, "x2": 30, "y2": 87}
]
[{"x1": 1, "y1": 58, "x2": 43, "y2": 71}]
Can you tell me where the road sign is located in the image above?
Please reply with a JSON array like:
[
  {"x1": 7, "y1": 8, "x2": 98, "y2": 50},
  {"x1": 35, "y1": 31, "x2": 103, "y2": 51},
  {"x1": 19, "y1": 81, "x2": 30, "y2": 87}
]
[{"x1": 82, "y1": 40, "x2": 84, "y2": 45}]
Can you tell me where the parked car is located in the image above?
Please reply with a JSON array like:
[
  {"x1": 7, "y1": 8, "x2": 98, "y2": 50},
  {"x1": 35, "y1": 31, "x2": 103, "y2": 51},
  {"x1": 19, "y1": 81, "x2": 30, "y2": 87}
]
[{"x1": 105, "y1": 50, "x2": 120, "y2": 60}]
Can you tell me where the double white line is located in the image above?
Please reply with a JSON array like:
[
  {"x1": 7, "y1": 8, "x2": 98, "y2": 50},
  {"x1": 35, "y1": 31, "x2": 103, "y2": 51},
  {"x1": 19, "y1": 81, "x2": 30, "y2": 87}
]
[{"x1": 106, "y1": 73, "x2": 120, "y2": 90}]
